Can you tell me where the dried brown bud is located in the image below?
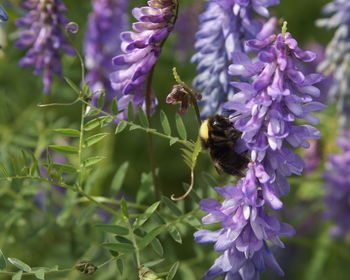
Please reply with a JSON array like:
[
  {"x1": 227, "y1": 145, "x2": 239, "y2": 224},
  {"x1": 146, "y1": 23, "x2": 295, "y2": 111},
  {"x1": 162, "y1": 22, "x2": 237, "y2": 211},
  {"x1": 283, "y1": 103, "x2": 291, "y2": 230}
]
[{"x1": 75, "y1": 260, "x2": 98, "y2": 275}]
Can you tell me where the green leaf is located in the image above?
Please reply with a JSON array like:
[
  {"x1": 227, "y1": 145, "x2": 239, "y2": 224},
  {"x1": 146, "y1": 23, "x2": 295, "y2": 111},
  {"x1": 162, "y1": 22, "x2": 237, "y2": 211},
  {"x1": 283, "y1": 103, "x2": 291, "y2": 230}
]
[
  {"x1": 110, "y1": 162, "x2": 129, "y2": 194},
  {"x1": 83, "y1": 156, "x2": 106, "y2": 168},
  {"x1": 64, "y1": 77, "x2": 80, "y2": 94},
  {"x1": 134, "y1": 201, "x2": 160, "y2": 228},
  {"x1": 49, "y1": 145, "x2": 78, "y2": 155},
  {"x1": 98, "y1": 92, "x2": 105, "y2": 108},
  {"x1": 34, "y1": 268, "x2": 45, "y2": 280},
  {"x1": 0, "y1": 164, "x2": 9, "y2": 177},
  {"x1": 162, "y1": 196, "x2": 182, "y2": 216},
  {"x1": 87, "y1": 109, "x2": 100, "y2": 117},
  {"x1": 127, "y1": 102, "x2": 134, "y2": 121},
  {"x1": 0, "y1": 249, "x2": 6, "y2": 270},
  {"x1": 84, "y1": 133, "x2": 109, "y2": 147},
  {"x1": 175, "y1": 114, "x2": 187, "y2": 140},
  {"x1": 53, "y1": 128, "x2": 80, "y2": 138},
  {"x1": 12, "y1": 271, "x2": 22, "y2": 280},
  {"x1": 52, "y1": 163, "x2": 77, "y2": 173},
  {"x1": 84, "y1": 116, "x2": 112, "y2": 131},
  {"x1": 169, "y1": 137, "x2": 178, "y2": 146},
  {"x1": 160, "y1": 110, "x2": 171, "y2": 136},
  {"x1": 166, "y1": 262, "x2": 180, "y2": 280},
  {"x1": 129, "y1": 124, "x2": 141, "y2": 131},
  {"x1": 136, "y1": 172, "x2": 153, "y2": 203},
  {"x1": 111, "y1": 98, "x2": 118, "y2": 115},
  {"x1": 138, "y1": 226, "x2": 166, "y2": 249},
  {"x1": 117, "y1": 259, "x2": 123, "y2": 275},
  {"x1": 120, "y1": 197, "x2": 129, "y2": 218},
  {"x1": 95, "y1": 224, "x2": 129, "y2": 236},
  {"x1": 8, "y1": 258, "x2": 31, "y2": 272},
  {"x1": 115, "y1": 121, "x2": 128, "y2": 134},
  {"x1": 102, "y1": 242, "x2": 135, "y2": 253},
  {"x1": 151, "y1": 238, "x2": 164, "y2": 256},
  {"x1": 168, "y1": 226, "x2": 182, "y2": 244},
  {"x1": 138, "y1": 107, "x2": 149, "y2": 127},
  {"x1": 82, "y1": 81, "x2": 90, "y2": 96}
]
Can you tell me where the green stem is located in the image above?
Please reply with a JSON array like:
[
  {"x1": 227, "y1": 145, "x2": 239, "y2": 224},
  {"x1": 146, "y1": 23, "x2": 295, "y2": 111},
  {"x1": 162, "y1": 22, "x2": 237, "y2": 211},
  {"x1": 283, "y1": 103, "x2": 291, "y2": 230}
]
[
  {"x1": 125, "y1": 216, "x2": 141, "y2": 267},
  {"x1": 79, "y1": 98, "x2": 194, "y2": 148},
  {"x1": 78, "y1": 101, "x2": 86, "y2": 188}
]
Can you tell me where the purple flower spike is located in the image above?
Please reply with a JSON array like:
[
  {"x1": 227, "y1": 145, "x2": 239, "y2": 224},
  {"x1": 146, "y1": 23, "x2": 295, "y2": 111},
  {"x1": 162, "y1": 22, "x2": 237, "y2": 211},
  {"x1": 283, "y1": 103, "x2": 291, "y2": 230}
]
[
  {"x1": 225, "y1": 29, "x2": 325, "y2": 203},
  {"x1": 195, "y1": 185, "x2": 295, "y2": 280},
  {"x1": 324, "y1": 130, "x2": 350, "y2": 238},
  {"x1": 110, "y1": 0, "x2": 175, "y2": 96},
  {"x1": 196, "y1": 23, "x2": 326, "y2": 279},
  {"x1": 317, "y1": 0, "x2": 350, "y2": 131},
  {"x1": 84, "y1": 0, "x2": 128, "y2": 105},
  {"x1": 192, "y1": 0, "x2": 279, "y2": 118},
  {"x1": 15, "y1": 0, "x2": 75, "y2": 94}
]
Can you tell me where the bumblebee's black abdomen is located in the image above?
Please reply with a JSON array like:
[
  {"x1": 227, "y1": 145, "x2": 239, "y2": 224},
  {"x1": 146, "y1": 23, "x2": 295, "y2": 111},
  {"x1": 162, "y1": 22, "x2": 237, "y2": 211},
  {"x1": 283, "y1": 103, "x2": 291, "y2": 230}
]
[{"x1": 201, "y1": 115, "x2": 249, "y2": 177}]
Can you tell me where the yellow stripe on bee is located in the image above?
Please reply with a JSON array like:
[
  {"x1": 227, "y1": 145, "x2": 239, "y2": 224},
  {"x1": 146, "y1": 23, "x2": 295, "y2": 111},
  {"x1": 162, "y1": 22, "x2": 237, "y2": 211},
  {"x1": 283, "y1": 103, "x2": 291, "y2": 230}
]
[{"x1": 199, "y1": 119, "x2": 209, "y2": 140}]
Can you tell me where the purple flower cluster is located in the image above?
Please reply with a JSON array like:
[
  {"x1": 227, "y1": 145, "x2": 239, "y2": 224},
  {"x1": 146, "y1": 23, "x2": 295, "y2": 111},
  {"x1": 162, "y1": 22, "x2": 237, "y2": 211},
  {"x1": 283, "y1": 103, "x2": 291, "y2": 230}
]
[
  {"x1": 192, "y1": 0, "x2": 279, "y2": 118},
  {"x1": 317, "y1": 0, "x2": 350, "y2": 131},
  {"x1": 195, "y1": 25, "x2": 325, "y2": 279},
  {"x1": 195, "y1": 184, "x2": 294, "y2": 279},
  {"x1": 84, "y1": 0, "x2": 128, "y2": 105},
  {"x1": 324, "y1": 130, "x2": 350, "y2": 238},
  {"x1": 15, "y1": 0, "x2": 75, "y2": 94},
  {"x1": 110, "y1": 0, "x2": 175, "y2": 114},
  {"x1": 0, "y1": 4, "x2": 8, "y2": 22}
]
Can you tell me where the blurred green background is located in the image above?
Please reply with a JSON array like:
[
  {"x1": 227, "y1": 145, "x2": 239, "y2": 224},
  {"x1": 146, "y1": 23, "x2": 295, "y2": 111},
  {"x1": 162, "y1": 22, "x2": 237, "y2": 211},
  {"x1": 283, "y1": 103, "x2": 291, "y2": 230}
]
[{"x1": 0, "y1": 0, "x2": 349, "y2": 279}]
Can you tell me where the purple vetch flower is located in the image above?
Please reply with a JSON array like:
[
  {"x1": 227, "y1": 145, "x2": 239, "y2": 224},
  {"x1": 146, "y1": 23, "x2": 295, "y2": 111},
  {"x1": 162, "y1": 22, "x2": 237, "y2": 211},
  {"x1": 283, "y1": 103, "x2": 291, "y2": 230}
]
[
  {"x1": 196, "y1": 25, "x2": 326, "y2": 279},
  {"x1": 195, "y1": 185, "x2": 295, "y2": 279},
  {"x1": 317, "y1": 0, "x2": 350, "y2": 131},
  {"x1": 324, "y1": 130, "x2": 350, "y2": 238},
  {"x1": 15, "y1": 0, "x2": 75, "y2": 94},
  {"x1": 225, "y1": 29, "x2": 325, "y2": 208},
  {"x1": 110, "y1": 0, "x2": 175, "y2": 114},
  {"x1": 173, "y1": 1, "x2": 202, "y2": 62},
  {"x1": 192, "y1": 0, "x2": 279, "y2": 118},
  {"x1": 84, "y1": 0, "x2": 128, "y2": 106}
]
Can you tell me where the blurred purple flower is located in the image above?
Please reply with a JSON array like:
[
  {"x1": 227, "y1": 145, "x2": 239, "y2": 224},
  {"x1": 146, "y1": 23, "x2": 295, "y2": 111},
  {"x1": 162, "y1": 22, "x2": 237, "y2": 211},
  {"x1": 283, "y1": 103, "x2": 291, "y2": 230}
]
[
  {"x1": 317, "y1": 0, "x2": 350, "y2": 131},
  {"x1": 192, "y1": 0, "x2": 279, "y2": 118},
  {"x1": 304, "y1": 139, "x2": 321, "y2": 174},
  {"x1": 15, "y1": 0, "x2": 75, "y2": 94},
  {"x1": 196, "y1": 25, "x2": 325, "y2": 279},
  {"x1": 324, "y1": 130, "x2": 350, "y2": 238},
  {"x1": 84, "y1": 0, "x2": 128, "y2": 106},
  {"x1": 195, "y1": 185, "x2": 294, "y2": 280},
  {"x1": 0, "y1": 4, "x2": 8, "y2": 22},
  {"x1": 174, "y1": 2, "x2": 202, "y2": 62},
  {"x1": 110, "y1": 0, "x2": 175, "y2": 114}
]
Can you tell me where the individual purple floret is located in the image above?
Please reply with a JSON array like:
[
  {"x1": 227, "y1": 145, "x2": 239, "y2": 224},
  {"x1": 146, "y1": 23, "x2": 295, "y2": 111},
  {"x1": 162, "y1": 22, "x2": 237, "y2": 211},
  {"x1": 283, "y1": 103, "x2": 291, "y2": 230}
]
[
  {"x1": 317, "y1": 0, "x2": 350, "y2": 131},
  {"x1": 192, "y1": 0, "x2": 279, "y2": 118},
  {"x1": 324, "y1": 130, "x2": 350, "y2": 238},
  {"x1": 196, "y1": 24, "x2": 325, "y2": 279},
  {"x1": 195, "y1": 185, "x2": 295, "y2": 280},
  {"x1": 15, "y1": 0, "x2": 75, "y2": 94},
  {"x1": 84, "y1": 0, "x2": 128, "y2": 105},
  {"x1": 110, "y1": 0, "x2": 175, "y2": 96}
]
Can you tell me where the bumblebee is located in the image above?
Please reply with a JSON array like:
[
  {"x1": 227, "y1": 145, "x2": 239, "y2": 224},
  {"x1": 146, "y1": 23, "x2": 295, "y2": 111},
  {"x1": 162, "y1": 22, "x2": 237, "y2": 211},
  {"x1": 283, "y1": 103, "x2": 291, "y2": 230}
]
[{"x1": 199, "y1": 115, "x2": 249, "y2": 176}]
